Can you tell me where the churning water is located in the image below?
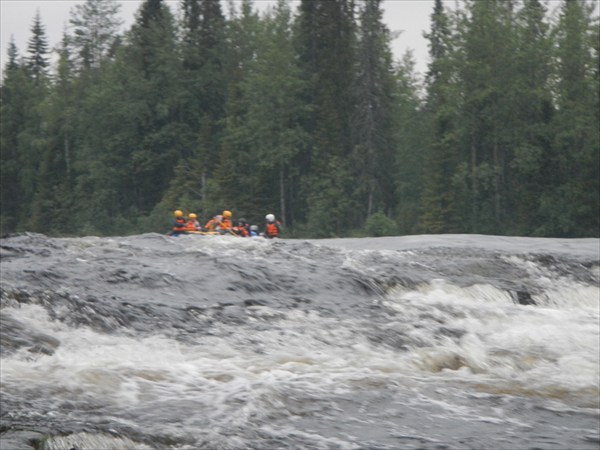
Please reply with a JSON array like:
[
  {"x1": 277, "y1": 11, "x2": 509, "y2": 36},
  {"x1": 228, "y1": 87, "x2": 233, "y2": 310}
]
[{"x1": 1, "y1": 233, "x2": 598, "y2": 449}]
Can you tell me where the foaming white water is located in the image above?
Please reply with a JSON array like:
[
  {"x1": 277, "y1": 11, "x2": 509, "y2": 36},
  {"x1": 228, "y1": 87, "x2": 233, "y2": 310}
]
[
  {"x1": 4, "y1": 274, "x2": 598, "y2": 414},
  {"x1": 3, "y1": 233, "x2": 599, "y2": 449},
  {"x1": 44, "y1": 433, "x2": 152, "y2": 450},
  {"x1": 503, "y1": 255, "x2": 600, "y2": 309},
  {"x1": 1, "y1": 303, "x2": 415, "y2": 446},
  {"x1": 384, "y1": 280, "x2": 600, "y2": 407}
]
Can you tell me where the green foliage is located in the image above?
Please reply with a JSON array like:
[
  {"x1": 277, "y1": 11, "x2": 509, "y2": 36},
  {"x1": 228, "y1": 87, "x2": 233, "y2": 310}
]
[
  {"x1": 365, "y1": 211, "x2": 397, "y2": 237},
  {"x1": 1, "y1": 0, "x2": 598, "y2": 238},
  {"x1": 420, "y1": 0, "x2": 460, "y2": 234},
  {"x1": 352, "y1": 0, "x2": 399, "y2": 222},
  {"x1": 25, "y1": 11, "x2": 50, "y2": 83},
  {"x1": 69, "y1": 0, "x2": 123, "y2": 70}
]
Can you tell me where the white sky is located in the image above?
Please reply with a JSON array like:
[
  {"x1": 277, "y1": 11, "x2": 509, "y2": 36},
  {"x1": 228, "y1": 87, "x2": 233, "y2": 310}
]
[{"x1": 1, "y1": 0, "x2": 435, "y2": 76}]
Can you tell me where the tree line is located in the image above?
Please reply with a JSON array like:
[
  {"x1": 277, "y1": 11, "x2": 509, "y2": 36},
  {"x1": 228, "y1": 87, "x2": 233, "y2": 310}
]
[{"x1": 1, "y1": 0, "x2": 598, "y2": 238}]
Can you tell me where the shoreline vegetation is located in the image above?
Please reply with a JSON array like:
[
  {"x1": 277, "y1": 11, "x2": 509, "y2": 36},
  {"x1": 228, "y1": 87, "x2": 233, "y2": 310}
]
[{"x1": 1, "y1": 0, "x2": 598, "y2": 239}]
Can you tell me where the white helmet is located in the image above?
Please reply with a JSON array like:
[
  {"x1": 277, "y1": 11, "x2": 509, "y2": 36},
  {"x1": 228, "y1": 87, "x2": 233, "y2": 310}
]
[{"x1": 265, "y1": 214, "x2": 275, "y2": 223}]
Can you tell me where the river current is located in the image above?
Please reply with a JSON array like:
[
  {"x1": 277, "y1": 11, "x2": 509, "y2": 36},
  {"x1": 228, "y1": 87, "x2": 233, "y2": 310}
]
[{"x1": 0, "y1": 233, "x2": 598, "y2": 450}]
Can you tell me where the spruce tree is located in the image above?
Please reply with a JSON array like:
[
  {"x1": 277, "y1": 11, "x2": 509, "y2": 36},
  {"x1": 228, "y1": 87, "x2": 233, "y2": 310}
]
[
  {"x1": 0, "y1": 40, "x2": 28, "y2": 233},
  {"x1": 457, "y1": 0, "x2": 518, "y2": 233},
  {"x1": 16, "y1": 12, "x2": 51, "y2": 231},
  {"x1": 393, "y1": 51, "x2": 429, "y2": 235},
  {"x1": 420, "y1": 0, "x2": 461, "y2": 233},
  {"x1": 208, "y1": 0, "x2": 261, "y2": 219},
  {"x1": 352, "y1": 0, "x2": 398, "y2": 224},
  {"x1": 72, "y1": 0, "x2": 183, "y2": 233},
  {"x1": 539, "y1": 0, "x2": 599, "y2": 236},
  {"x1": 30, "y1": 32, "x2": 77, "y2": 234},
  {"x1": 25, "y1": 10, "x2": 49, "y2": 85},
  {"x1": 298, "y1": 0, "x2": 357, "y2": 236},
  {"x1": 178, "y1": 0, "x2": 226, "y2": 216},
  {"x1": 235, "y1": 0, "x2": 308, "y2": 225},
  {"x1": 510, "y1": 0, "x2": 554, "y2": 234}
]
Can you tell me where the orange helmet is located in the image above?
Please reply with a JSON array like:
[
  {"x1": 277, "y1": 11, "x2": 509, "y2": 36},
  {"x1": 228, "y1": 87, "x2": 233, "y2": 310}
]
[
  {"x1": 223, "y1": 210, "x2": 232, "y2": 218},
  {"x1": 174, "y1": 210, "x2": 183, "y2": 217}
]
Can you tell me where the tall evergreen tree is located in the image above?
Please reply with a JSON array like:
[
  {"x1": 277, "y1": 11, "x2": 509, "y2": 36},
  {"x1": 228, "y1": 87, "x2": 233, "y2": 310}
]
[
  {"x1": 73, "y1": 0, "x2": 183, "y2": 233},
  {"x1": 0, "y1": 40, "x2": 29, "y2": 233},
  {"x1": 25, "y1": 10, "x2": 50, "y2": 84},
  {"x1": 510, "y1": 0, "x2": 554, "y2": 234},
  {"x1": 14, "y1": 12, "x2": 52, "y2": 231},
  {"x1": 351, "y1": 0, "x2": 398, "y2": 222},
  {"x1": 298, "y1": 0, "x2": 357, "y2": 236},
  {"x1": 420, "y1": 0, "x2": 461, "y2": 233},
  {"x1": 539, "y1": 0, "x2": 599, "y2": 236},
  {"x1": 30, "y1": 32, "x2": 77, "y2": 233},
  {"x1": 207, "y1": 0, "x2": 261, "y2": 218},
  {"x1": 181, "y1": 0, "x2": 225, "y2": 120},
  {"x1": 4, "y1": 0, "x2": 598, "y2": 239},
  {"x1": 393, "y1": 51, "x2": 428, "y2": 235},
  {"x1": 177, "y1": 0, "x2": 226, "y2": 216},
  {"x1": 457, "y1": 0, "x2": 518, "y2": 233},
  {"x1": 232, "y1": 0, "x2": 308, "y2": 225}
]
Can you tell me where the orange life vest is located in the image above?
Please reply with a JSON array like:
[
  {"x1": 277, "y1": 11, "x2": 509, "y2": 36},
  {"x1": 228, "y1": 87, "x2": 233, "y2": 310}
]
[
  {"x1": 236, "y1": 226, "x2": 249, "y2": 237},
  {"x1": 173, "y1": 217, "x2": 187, "y2": 232},
  {"x1": 221, "y1": 218, "x2": 232, "y2": 230},
  {"x1": 266, "y1": 222, "x2": 279, "y2": 238},
  {"x1": 185, "y1": 220, "x2": 198, "y2": 231},
  {"x1": 205, "y1": 218, "x2": 218, "y2": 231}
]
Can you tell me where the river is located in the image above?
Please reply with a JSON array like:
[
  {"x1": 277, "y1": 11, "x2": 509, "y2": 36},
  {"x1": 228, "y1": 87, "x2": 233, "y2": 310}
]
[{"x1": 1, "y1": 233, "x2": 598, "y2": 449}]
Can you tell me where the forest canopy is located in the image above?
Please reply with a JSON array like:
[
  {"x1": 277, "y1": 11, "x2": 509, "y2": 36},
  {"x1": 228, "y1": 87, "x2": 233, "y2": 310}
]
[{"x1": 1, "y1": 0, "x2": 598, "y2": 238}]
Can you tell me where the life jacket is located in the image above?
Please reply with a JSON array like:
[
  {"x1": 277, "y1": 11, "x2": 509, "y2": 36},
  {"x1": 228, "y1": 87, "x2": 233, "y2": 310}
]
[
  {"x1": 204, "y1": 218, "x2": 218, "y2": 231},
  {"x1": 220, "y1": 218, "x2": 232, "y2": 230},
  {"x1": 237, "y1": 225, "x2": 249, "y2": 237},
  {"x1": 266, "y1": 222, "x2": 280, "y2": 238},
  {"x1": 173, "y1": 217, "x2": 187, "y2": 232},
  {"x1": 185, "y1": 220, "x2": 199, "y2": 231}
]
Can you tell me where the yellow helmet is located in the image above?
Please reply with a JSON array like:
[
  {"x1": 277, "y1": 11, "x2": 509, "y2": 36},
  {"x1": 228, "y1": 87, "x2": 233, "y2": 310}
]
[
  {"x1": 189, "y1": 213, "x2": 197, "y2": 219},
  {"x1": 174, "y1": 210, "x2": 183, "y2": 217},
  {"x1": 223, "y1": 210, "x2": 232, "y2": 218}
]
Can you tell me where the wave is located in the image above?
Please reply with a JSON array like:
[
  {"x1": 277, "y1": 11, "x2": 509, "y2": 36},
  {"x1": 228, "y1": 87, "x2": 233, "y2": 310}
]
[{"x1": 1, "y1": 233, "x2": 599, "y2": 449}]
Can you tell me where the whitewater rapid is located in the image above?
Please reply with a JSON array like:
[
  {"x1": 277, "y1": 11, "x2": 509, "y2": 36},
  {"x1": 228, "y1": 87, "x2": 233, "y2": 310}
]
[{"x1": 1, "y1": 233, "x2": 598, "y2": 449}]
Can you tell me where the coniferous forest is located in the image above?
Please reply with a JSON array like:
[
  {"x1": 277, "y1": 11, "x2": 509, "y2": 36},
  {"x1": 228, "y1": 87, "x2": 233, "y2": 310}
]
[{"x1": 1, "y1": 0, "x2": 598, "y2": 238}]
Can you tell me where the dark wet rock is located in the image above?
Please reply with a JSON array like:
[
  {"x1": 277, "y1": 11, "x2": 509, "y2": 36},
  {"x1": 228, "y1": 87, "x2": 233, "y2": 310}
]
[
  {"x1": 513, "y1": 290, "x2": 536, "y2": 306},
  {"x1": 40, "y1": 432, "x2": 153, "y2": 450},
  {"x1": 0, "y1": 429, "x2": 46, "y2": 450}
]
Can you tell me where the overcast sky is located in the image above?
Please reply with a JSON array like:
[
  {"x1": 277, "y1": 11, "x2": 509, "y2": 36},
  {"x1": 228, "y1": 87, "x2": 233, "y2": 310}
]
[{"x1": 1, "y1": 0, "x2": 435, "y2": 76}]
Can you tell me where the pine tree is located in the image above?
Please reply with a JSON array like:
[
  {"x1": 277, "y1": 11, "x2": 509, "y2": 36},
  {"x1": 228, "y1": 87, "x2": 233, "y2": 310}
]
[
  {"x1": 393, "y1": 51, "x2": 429, "y2": 235},
  {"x1": 420, "y1": 0, "x2": 461, "y2": 233},
  {"x1": 539, "y1": 0, "x2": 599, "y2": 236},
  {"x1": 298, "y1": 0, "x2": 357, "y2": 236},
  {"x1": 179, "y1": 0, "x2": 226, "y2": 214},
  {"x1": 209, "y1": 0, "x2": 262, "y2": 219},
  {"x1": 15, "y1": 12, "x2": 52, "y2": 231},
  {"x1": 236, "y1": 0, "x2": 308, "y2": 225},
  {"x1": 30, "y1": 32, "x2": 77, "y2": 234},
  {"x1": 71, "y1": 0, "x2": 183, "y2": 234},
  {"x1": 352, "y1": 0, "x2": 398, "y2": 224},
  {"x1": 510, "y1": 0, "x2": 554, "y2": 234},
  {"x1": 25, "y1": 10, "x2": 49, "y2": 84},
  {"x1": 0, "y1": 40, "x2": 28, "y2": 233},
  {"x1": 457, "y1": 0, "x2": 519, "y2": 233}
]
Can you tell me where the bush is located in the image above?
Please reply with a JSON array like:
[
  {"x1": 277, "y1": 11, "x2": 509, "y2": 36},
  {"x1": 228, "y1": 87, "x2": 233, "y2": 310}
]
[{"x1": 365, "y1": 212, "x2": 397, "y2": 237}]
